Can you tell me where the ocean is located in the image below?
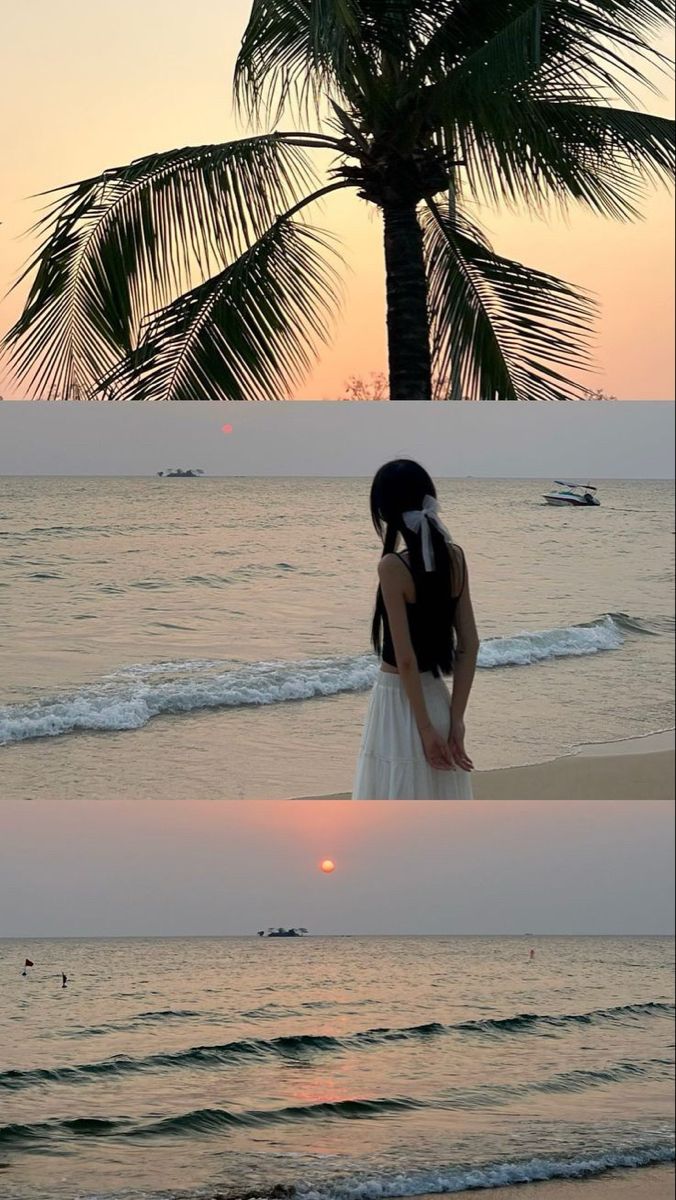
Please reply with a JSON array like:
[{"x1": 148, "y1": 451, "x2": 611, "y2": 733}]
[
  {"x1": 0, "y1": 476, "x2": 674, "y2": 799},
  {"x1": 0, "y1": 935, "x2": 673, "y2": 1200}
]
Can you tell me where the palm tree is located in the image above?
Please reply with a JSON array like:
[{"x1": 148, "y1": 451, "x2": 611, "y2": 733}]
[{"x1": 3, "y1": 0, "x2": 674, "y2": 402}]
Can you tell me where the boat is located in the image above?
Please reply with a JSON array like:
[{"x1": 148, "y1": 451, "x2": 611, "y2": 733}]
[
  {"x1": 257, "y1": 927, "x2": 308, "y2": 938},
  {"x1": 543, "y1": 481, "x2": 600, "y2": 507},
  {"x1": 157, "y1": 468, "x2": 205, "y2": 478}
]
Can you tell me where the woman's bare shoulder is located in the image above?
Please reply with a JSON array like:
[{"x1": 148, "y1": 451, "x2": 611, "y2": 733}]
[
  {"x1": 378, "y1": 553, "x2": 408, "y2": 581},
  {"x1": 449, "y1": 543, "x2": 467, "y2": 597}
]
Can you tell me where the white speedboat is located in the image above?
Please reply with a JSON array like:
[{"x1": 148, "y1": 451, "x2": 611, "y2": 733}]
[{"x1": 543, "y1": 481, "x2": 600, "y2": 507}]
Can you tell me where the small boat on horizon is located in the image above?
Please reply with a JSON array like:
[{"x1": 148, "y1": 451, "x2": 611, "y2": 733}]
[
  {"x1": 257, "y1": 927, "x2": 308, "y2": 938},
  {"x1": 543, "y1": 481, "x2": 600, "y2": 507},
  {"x1": 156, "y1": 468, "x2": 205, "y2": 478}
]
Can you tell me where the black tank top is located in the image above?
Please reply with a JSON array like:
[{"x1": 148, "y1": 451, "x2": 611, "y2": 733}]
[{"x1": 380, "y1": 550, "x2": 465, "y2": 674}]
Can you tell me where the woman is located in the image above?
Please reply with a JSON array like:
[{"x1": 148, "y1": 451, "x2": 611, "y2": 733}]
[{"x1": 352, "y1": 460, "x2": 479, "y2": 800}]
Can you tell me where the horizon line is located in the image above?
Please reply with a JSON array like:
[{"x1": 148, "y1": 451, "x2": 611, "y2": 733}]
[
  {"x1": 2, "y1": 931, "x2": 674, "y2": 940},
  {"x1": 1, "y1": 473, "x2": 674, "y2": 482}
]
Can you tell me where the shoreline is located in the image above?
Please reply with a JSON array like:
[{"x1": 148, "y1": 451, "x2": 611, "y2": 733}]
[
  {"x1": 573, "y1": 729, "x2": 675, "y2": 757},
  {"x1": 428, "y1": 1164, "x2": 675, "y2": 1200},
  {"x1": 293, "y1": 730, "x2": 676, "y2": 801},
  {"x1": 229, "y1": 1165, "x2": 676, "y2": 1200}
]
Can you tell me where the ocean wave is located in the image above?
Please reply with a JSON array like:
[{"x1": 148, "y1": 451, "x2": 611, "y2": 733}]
[
  {"x1": 0, "y1": 654, "x2": 376, "y2": 745},
  {"x1": 0, "y1": 614, "x2": 649, "y2": 745},
  {"x1": 0, "y1": 1024, "x2": 445, "y2": 1091},
  {"x1": 61, "y1": 1008, "x2": 217, "y2": 1038},
  {"x1": 223, "y1": 1145, "x2": 676, "y2": 1200},
  {"x1": 2, "y1": 1004, "x2": 671, "y2": 1093},
  {"x1": 0, "y1": 1096, "x2": 423, "y2": 1146},
  {"x1": 455, "y1": 1000, "x2": 675, "y2": 1035},
  {"x1": 477, "y1": 613, "x2": 627, "y2": 668},
  {"x1": 2, "y1": 1088, "x2": 673, "y2": 1157}
]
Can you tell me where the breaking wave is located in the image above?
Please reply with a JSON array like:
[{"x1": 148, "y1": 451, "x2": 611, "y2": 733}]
[
  {"x1": 0, "y1": 613, "x2": 652, "y2": 745},
  {"x1": 222, "y1": 1145, "x2": 676, "y2": 1199}
]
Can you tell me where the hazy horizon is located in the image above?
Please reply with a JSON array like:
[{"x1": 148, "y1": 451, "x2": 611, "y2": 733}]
[
  {"x1": 2, "y1": 801, "x2": 673, "y2": 939},
  {"x1": 2, "y1": 932, "x2": 674, "y2": 940},
  {"x1": 1, "y1": 401, "x2": 674, "y2": 478}
]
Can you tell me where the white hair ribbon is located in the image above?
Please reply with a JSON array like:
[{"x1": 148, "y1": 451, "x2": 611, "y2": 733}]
[{"x1": 402, "y1": 495, "x2": 453, "y2": 572}]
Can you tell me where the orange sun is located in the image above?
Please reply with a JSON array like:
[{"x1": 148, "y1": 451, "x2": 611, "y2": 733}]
[
  {"x1": 221, "y1": 423, "x2": 233, "y2": 434},
  {"x1": 320, "y1": 859, "x2": 336, "y2": 874}
]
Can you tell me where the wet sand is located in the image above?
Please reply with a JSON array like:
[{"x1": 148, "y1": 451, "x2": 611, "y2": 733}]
[{"x1": 297, "y1": 731, "x2": 675, "y2": 800}]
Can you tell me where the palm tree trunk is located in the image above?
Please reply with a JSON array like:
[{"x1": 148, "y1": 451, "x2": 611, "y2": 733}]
[{"x1": 383, "y1": 202, "x2": 432, "y2": 402}]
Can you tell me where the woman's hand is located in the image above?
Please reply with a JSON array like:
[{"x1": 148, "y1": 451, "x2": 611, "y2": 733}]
[
  {"x1": 420, "y1": 724, "x2": 456, "y2": 771},
  {"x1": 449, "y1": 714, "x2": 474, "y2": 772}
]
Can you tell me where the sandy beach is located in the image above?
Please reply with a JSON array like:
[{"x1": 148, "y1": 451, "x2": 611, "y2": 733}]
[
  {"x1": 298, "y1": 731, "x2": 675, "y2": 800},
  {"x1": 434, "y1": 1164, "x2": 675, "y2": 1200}
]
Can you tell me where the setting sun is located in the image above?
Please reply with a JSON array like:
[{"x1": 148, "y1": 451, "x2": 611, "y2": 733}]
[{"x1": 321, "y1": 859, "x2": 336, "y2": 874}]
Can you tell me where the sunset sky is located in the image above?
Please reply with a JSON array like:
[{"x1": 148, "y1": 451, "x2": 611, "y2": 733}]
[
  {"x1": 0, "y1": 0, "x2": 674, "y2": 401},
  {"x1": 1, "y1": 801, "x2": 673, "y2": 936}
]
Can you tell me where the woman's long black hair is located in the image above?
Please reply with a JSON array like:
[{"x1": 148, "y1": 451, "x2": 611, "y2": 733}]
[{"x1": 370, "y1": 459, "x2": 460, "y2": 677}]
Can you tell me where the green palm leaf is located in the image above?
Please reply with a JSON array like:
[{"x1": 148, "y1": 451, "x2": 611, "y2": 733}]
[
  {"x1": 235, "y1": 0, "x2": 363, "y2": 119},
  {"x1": 2, "y1": 137, "x2": 318, "y2": 399},
  {"x1": 103, "y1": 218, "x2": 343, "y2": 402},
  {"x1": 413, "y1": 0, "x2": 674, "y2": 89},
  {"x1": 443, "y1": 98, "x2": 675, "y2": 217},
  {"x1": 423, "y1": 203, "x2": 596, "y2": 401},
  {"x1": 234, "y1": 0, "x2": 464, "y2": 119},
  {"x1": 416, "y1": 1, "x2": 675, "y2": 214},
  {"x1": 527, "y1": 105, "x2": 675, "y2": 217}
]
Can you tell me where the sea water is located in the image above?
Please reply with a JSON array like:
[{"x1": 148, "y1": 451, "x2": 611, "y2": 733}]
[
  {"x1": 0, "y1": 476, "x2": 673, "y2": 798},
  {"x1": 0, "y1": 935, "x2": 673, "y2": 1200}
]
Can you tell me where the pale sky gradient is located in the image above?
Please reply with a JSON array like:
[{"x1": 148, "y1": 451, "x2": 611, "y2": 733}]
[
  {"x1": 0, "y1": 1, "x2": 674, "y2": 400},
  {"x1": 0, "y1": 801, "x2": 673, "y2": 936},
  {"x1": 1, "y1": 400, "x2": 673, "y2": 477}
]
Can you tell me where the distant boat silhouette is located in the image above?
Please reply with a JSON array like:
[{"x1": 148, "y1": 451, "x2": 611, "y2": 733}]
[
  {"x1": 157, "y1": 468, "x2": 205, "y2": 478},
  {"x1": 258, "y1": 927, "x2": 308, "y2": 938}
]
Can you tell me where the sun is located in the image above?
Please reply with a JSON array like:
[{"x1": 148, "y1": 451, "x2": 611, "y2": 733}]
[
  {"x1": 320, "y1": 859, "x2": 336, "y2": 874},
  {"x1": 221, "y1": 423, "x2": 233, "y2": 434}
]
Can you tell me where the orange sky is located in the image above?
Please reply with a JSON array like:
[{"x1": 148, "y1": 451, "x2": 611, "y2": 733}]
[{"x1": 0, "y1": 0, "x2": 673, "y2": 400}]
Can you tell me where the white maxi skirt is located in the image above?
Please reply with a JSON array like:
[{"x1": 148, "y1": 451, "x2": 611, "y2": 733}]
[{"x1": 352, "y1": 671, "x2": 473, "y2": 800}]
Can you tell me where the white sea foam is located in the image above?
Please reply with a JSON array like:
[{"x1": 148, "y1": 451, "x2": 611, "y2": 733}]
[
  {"x1": 477, "y1": 613, "x2": 625, "y2": 668},
  {"x1": 288, "y1": 1145, "x2": 674, "y2": 1199},
  {"x1": 0, "y1": 615, "x2": 635, "y2": 746},
  {"x1": 0, "y1": 656, "x2": 379, "y2": 745}
]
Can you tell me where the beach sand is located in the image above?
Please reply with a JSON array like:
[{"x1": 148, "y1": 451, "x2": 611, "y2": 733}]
[
  {"x1": 296, "y1": 731, "x2": 675, "y2": 800},
  {"x1": 422, "y1": 1164, "x2": 675, "y2": 1200}
]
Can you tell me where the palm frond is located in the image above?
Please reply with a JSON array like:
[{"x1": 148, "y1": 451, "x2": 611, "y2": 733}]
[
  {"x1": 444, "y1": 100, "x2": 674, "y2": 217},
  {"x1": 423, "y1": 202, "x2": 596, "y2": 401},
  {"x1": 234, "y1": 0, "x2": 365, "y2": 121},
  {"x1": 413, "y1": 2, "x2": 545, "y2": 92},
  {"x1": 414, "y1": 0, "x2": 674, "y2": 214},
  {"x1": 2, "y1": 137, "x2": 318, "y2": 399},
  {"x1": 233, "y1": 0, "x2": 465, "y2": 121},
  {"x1": 412, "y1": 0, "x2": 674, "y2": 96},
  {"x1": 104, "y1": 217, "x2": 343, "y2": 402},
  {"x1": 527, "y1": 104, "x2": 675, "y2": 216}
]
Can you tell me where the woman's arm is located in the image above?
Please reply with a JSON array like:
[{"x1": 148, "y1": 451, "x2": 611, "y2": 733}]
[
  {"x1": 449, "y1": 553, "x2": 480, "y2": 768},
  {"x1": 378, "y1": 555, "x2": 454, "y2": 771}
]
